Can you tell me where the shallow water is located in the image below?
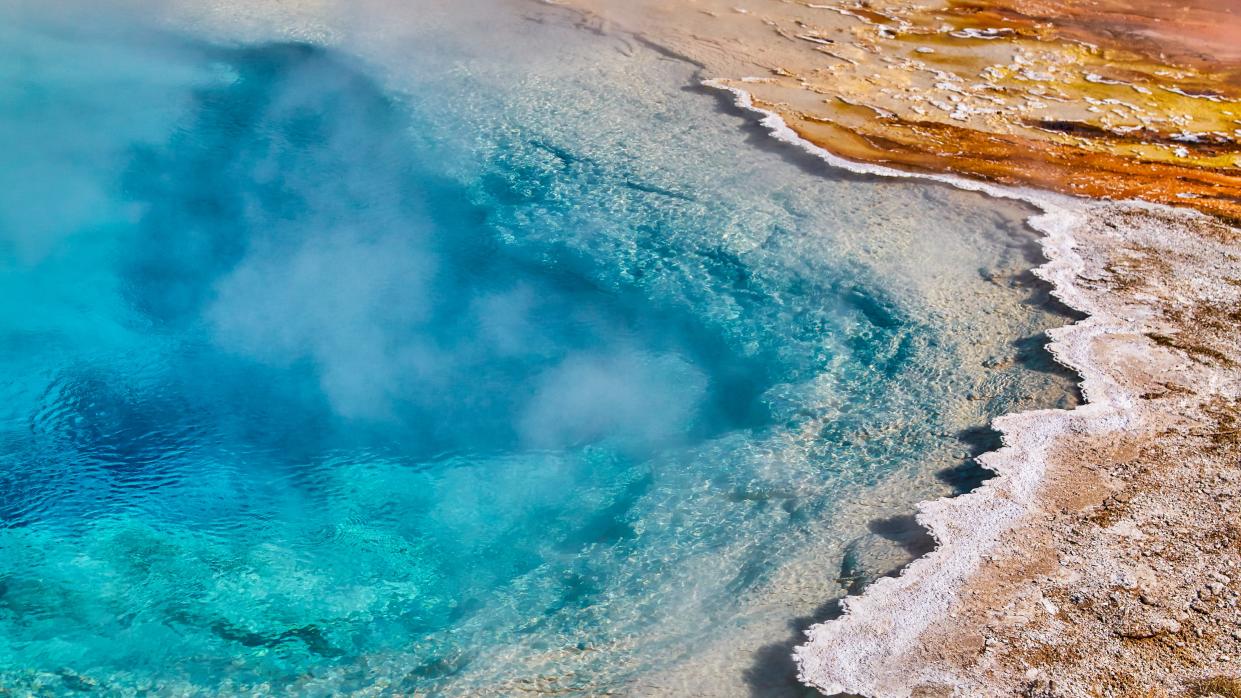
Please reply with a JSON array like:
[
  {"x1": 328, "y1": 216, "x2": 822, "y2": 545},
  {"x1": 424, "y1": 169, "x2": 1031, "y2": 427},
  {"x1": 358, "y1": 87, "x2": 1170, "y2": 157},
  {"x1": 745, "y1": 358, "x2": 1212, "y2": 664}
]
[{"x1": 0, "y1": 2, "x2": 1080, "y2": 694}]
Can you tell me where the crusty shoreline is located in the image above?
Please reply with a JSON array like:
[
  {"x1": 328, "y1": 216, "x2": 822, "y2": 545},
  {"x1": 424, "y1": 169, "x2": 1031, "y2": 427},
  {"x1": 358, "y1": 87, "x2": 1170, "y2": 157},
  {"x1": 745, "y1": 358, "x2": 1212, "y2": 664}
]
[
  {"x1": 794, "y1": 200, "x2": 1240, "y2": 696},
  {"x1": 551, "y1": 1, "x2": 1241, "y2": 692},
  {"x1": 709, "y1": 82, "x2": 1241, "y2": 695}
]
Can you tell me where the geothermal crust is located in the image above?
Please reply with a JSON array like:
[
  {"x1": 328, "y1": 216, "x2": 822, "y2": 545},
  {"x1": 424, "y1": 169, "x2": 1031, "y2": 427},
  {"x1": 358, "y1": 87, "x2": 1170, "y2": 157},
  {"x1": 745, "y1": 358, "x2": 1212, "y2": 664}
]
[
  {"x1": 557, "y1": 0, "x2": 1241, "y2": 221},
  {"x1": 713, "y1": 81, "x2": 1241, "y2": 695},
  {"x1": 795, "y1": 196, "x2": 1241, "y2": 696}
]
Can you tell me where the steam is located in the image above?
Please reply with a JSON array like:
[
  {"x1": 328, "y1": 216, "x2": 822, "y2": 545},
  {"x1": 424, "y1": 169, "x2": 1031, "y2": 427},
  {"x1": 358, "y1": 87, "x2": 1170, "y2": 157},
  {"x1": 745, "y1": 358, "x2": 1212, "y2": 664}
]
[
  {"x1": 520, "y1": 352, "x2": 707, "y2": 449},
  {"x1": 207, "y1": 232, "x2": 438, "y2": 420},
  {"x1": 206, "y1": 215, "x2": 707, "y2": 447},
  {"x1": 2, "y1": 0, "x2": 728, "y2": 456},
  {"x1": 185, "y1": 38, "x2": 713, "y2": 452}
]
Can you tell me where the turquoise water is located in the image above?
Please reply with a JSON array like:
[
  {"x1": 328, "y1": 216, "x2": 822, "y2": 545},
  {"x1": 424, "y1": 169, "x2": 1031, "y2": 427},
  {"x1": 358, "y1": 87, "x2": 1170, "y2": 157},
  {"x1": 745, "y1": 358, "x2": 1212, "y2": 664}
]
[{"x1": 0, "y1": 3, "x2": 1079, "y2": 695}]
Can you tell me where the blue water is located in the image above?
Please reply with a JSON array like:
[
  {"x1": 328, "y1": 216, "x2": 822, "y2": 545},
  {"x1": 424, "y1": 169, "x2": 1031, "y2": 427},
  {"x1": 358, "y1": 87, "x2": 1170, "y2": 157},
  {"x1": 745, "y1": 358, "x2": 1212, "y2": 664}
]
[{"x1": 0, "y1": 4, "x2": 1078, "y2": 694}]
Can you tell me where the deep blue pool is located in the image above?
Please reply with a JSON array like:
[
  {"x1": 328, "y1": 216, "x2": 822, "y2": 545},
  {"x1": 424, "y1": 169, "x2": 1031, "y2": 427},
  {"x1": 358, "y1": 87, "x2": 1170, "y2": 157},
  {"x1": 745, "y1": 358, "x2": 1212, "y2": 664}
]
[{"x1": 0, "y1": 4, "x2": 1079, "y2": 694}]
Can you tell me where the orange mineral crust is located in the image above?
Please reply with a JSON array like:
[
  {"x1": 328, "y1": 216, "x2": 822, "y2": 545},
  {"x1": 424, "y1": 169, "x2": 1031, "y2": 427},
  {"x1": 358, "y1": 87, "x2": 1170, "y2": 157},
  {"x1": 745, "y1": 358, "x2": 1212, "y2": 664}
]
[
  {"x1": 942, "y1": 0, "x2": 1241, "y2": 69},
  {"x1": 559, "y1": 0, "x2": 1241, "y2": 221}
]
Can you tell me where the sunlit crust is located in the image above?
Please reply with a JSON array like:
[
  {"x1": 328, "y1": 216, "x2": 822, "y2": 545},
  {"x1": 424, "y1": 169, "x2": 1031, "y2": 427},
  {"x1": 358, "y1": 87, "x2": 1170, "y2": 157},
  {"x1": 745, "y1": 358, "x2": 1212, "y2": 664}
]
[{"x1": 563, "y1": 0, "x2": 1241, "y2": 221}]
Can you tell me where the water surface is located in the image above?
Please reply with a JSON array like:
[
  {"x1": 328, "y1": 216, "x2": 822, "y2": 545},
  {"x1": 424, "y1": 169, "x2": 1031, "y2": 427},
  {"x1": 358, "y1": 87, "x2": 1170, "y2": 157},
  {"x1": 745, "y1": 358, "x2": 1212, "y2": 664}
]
[{"x1": 0, "y1": 2, "x2": 1079, "y2": 694}]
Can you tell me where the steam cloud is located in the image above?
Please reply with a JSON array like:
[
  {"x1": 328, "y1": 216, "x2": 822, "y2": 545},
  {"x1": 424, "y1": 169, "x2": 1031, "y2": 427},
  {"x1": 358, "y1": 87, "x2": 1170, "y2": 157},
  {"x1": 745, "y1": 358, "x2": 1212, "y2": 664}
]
[{"x1": 186, "y1": 39, "x2": 711, "y2": 452}]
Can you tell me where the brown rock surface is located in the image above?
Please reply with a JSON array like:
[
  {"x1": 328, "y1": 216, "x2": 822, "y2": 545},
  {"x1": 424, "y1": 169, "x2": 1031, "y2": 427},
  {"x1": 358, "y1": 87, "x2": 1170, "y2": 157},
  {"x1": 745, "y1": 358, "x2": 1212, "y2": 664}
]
[{"x1": 877, "y1": 207, "x2": 1241, "y2": 696}]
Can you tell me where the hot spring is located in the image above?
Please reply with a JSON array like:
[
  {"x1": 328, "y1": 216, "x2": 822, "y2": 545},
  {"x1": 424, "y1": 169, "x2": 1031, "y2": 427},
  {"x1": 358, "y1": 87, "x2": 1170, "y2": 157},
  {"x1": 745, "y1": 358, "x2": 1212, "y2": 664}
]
[{"x1": 0, "y1": 1, "x2": 1079, "y2": 694}]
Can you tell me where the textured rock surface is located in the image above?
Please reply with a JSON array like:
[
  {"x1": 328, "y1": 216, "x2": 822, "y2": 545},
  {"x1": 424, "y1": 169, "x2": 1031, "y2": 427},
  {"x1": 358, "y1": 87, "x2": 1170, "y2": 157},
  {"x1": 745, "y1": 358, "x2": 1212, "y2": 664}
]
[{"x1": 561, "y1": 0, "x2": 1241, "y2": 220}]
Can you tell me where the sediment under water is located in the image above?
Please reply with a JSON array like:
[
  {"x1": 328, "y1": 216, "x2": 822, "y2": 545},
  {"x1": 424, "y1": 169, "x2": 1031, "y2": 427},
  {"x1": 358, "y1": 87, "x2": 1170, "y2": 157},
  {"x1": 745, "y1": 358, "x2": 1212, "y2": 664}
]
[{"x1": 0, "y1": 2, "x2": 1080, "y2": 694}]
